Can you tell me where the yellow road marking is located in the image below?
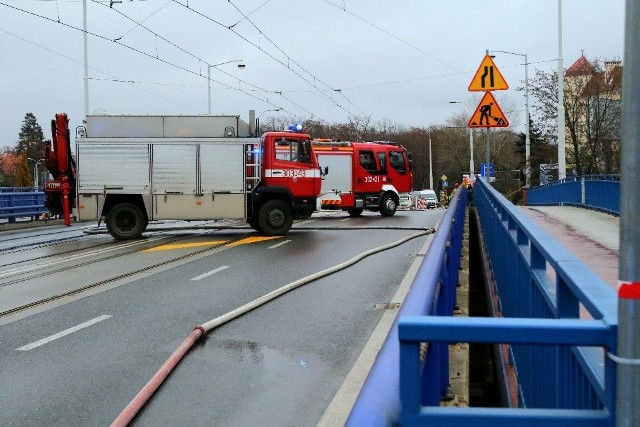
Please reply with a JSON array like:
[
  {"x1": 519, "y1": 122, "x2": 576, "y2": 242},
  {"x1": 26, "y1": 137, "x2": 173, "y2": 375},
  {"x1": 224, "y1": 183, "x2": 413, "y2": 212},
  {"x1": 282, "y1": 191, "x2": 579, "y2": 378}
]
[
  {"x1": 142, "y1": 240, "x2": 229, "y2": 252},
  {"x1": 142, "y1": 236, "x2": 282, "y2": 252},
  {"x1": 226, "y1": 236, "x2": 282, "y2": 247}
]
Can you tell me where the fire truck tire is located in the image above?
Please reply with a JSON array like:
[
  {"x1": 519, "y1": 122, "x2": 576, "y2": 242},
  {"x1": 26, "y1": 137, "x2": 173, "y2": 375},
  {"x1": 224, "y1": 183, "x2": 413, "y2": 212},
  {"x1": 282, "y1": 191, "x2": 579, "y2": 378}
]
[
  {"x1": 106, "y1": 203, "x2": 146, "y2": 240},
  {"x1": 347, "y1": 208, "x2": 363, "y2": 217},
  {"x1": 379, "y1": 193, "x2": 397, "y2": 217},
  {"x1": 258, "y1": 199, "x2": 293, "y2": 236},
  {"x1": 248, "y1": 216, "x2": 263, "y2": 233}
]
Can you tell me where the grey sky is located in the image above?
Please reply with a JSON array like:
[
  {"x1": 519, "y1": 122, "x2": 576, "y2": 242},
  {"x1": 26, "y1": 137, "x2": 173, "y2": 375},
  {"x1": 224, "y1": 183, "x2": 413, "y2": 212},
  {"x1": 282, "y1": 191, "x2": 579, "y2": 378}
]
[{"x1": 0, "y1": 0, "x2": 625, "y2": 147}]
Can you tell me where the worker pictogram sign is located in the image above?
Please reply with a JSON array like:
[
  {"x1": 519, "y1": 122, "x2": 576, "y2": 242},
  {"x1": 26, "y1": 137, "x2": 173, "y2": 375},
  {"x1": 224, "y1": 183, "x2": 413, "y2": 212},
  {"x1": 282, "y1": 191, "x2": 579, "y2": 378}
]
[
  {"x1": 468, "y1": 91, "x2": 509, "y2": 128},
  {"x1": 468, "y1": 55, "x2": 509, "y2": 91}
]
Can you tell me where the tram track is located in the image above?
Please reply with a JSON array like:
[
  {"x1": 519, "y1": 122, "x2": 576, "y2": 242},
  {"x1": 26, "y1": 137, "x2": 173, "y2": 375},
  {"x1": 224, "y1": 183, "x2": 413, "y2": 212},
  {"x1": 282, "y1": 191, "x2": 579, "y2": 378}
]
[{"x1": 0, "y1": 231, "x2": 251, "y2": 319}]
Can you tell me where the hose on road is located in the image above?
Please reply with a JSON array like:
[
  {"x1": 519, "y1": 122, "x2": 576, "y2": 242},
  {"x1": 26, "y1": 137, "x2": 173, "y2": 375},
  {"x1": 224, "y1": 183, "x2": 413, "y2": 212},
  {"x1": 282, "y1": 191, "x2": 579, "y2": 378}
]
[{"x1": 110, "y1": 227, "x2": 435, "y2": 426}]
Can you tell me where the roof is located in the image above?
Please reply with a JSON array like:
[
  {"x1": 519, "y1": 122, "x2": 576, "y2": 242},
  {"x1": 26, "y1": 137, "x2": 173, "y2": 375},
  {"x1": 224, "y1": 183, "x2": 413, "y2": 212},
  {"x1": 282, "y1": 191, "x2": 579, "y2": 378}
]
[{"x1": 566, "y1": 55, "x2": 595, "y2": 76}]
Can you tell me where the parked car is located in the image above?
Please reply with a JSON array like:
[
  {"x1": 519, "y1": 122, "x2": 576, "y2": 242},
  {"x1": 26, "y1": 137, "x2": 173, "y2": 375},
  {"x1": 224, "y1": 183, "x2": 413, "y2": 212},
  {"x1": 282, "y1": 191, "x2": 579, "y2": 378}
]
[{"x1": 412, "y1": 189, "x2": 438, "y2": 209}]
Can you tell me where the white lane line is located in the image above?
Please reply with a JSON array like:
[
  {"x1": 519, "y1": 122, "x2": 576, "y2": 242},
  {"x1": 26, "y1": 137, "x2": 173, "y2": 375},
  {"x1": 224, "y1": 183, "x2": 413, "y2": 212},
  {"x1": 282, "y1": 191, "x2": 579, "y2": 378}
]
[
  {"x1": 191, "y1": 265, "x2": 229, "y2": 281},
  {"x1": 268, "y1": 240, "x2": 291, "y2": 249},
  {"x1": 340, "y1": 217, "x2": 351, "y2": 222},
  {"x1": 16, "y1": 315, "x2": 112, "y2": 351}
]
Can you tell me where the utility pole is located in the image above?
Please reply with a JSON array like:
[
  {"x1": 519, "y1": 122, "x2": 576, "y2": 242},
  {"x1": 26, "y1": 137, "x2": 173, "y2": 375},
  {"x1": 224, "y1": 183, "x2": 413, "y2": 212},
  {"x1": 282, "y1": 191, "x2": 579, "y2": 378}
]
[{"x1": 616, "y1": 1, "x2": 640, "y2": 426}]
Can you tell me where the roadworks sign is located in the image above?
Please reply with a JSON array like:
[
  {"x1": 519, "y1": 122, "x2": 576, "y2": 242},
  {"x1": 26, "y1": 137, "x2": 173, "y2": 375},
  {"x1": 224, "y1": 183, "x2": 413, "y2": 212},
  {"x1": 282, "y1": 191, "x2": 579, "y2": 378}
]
[{"x1": 468, "y1": 92, "x2": 509, "y2": 128}]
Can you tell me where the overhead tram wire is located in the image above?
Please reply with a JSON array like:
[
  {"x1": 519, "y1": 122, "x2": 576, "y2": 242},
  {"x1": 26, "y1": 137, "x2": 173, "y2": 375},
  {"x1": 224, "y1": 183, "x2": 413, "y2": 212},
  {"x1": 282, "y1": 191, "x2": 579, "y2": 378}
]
[
  {"x1": 0, "y1": 2, "x2": 284, "y2": 111},
  {"x1": 171, "y1": 0, "x2": 364, "y2": 119},
  {"x1": 321, "y1": 0, "x2": 463, "y2": 74},
  {"x1": 0, "y1": 26, "x2": 199, "y2": 112},
  {"x1": 226, "y1": 0, "x2": 368, "y2": 117}
]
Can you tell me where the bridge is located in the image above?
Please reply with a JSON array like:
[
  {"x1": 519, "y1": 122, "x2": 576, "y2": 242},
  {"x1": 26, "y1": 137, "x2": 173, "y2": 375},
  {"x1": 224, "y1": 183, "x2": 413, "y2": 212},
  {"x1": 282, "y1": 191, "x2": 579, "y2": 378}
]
[{"x1": 343, "y1": 174, "x2": 635, "y2": 427}]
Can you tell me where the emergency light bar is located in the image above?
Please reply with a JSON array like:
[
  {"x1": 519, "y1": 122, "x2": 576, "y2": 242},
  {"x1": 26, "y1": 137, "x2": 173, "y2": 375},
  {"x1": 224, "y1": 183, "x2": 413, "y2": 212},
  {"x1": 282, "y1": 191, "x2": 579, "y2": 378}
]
[{"x1": 288, "y1": 123, "x2": 304, "y2": 132}]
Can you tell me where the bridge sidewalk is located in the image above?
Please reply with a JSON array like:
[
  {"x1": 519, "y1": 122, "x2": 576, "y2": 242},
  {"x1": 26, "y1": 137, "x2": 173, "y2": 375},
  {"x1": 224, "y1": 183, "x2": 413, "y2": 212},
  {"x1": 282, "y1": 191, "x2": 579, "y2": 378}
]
[{"x1": 519, "y1": 206, "x2": 619, "y2": 290}]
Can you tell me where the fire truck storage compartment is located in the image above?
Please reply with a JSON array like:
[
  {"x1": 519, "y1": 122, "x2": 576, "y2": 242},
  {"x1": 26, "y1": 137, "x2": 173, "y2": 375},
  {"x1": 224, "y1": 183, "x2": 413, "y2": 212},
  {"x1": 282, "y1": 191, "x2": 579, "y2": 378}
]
[
  {"x1": 317, "y1": 152, "x2": 353, "y2": 196},
  {"x1": 84, "y1": 115, "x2": 250, "y2": 138},
  {"x1": 76, "y1": 138, "x2": 250, "y2": 221}
]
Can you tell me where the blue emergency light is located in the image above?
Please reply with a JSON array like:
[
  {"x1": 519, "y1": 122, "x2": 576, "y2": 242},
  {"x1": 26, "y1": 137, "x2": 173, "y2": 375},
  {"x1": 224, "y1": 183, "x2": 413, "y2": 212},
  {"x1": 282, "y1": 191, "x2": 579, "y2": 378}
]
[{"x1": 288, "y1": 123, "x2": 304, "y2": 132}]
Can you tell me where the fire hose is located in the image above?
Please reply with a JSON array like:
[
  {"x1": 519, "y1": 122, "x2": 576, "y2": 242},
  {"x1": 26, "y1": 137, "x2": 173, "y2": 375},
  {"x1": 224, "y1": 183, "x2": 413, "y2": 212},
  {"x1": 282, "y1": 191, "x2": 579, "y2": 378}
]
[{"x1": 110, "y1": 227, "x2": 435, "y2": 426}]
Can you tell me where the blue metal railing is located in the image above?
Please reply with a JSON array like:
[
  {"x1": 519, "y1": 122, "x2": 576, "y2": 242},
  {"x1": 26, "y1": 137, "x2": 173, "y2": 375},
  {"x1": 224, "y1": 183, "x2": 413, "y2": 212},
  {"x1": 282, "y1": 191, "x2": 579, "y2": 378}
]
[
  {"x1": 397, "y1": 178, "x2": 618, "y2": 426},
  {"x1": 347, "y1": 188, "x2": 467, "y2": 425},
  {"x1": 0, "y1": 187, "x2": 47, "y2": 223},
  {"x1": 526, "y1": 175, "x2": 620, "y2": 215}
]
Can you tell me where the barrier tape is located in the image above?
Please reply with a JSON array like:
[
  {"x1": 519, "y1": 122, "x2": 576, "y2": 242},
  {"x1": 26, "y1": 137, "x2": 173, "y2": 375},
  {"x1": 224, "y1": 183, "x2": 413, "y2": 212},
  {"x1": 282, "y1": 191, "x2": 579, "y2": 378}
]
[{"x1": 618, "y1": 281, "x2": 640, "y2": 299}]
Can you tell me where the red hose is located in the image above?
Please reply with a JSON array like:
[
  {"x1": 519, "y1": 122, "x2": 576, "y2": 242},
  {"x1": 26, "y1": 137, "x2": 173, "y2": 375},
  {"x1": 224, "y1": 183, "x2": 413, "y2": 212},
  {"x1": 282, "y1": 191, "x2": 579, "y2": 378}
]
[{"x1": 110, "y1": 326, "x2": 205, "y2": 427}]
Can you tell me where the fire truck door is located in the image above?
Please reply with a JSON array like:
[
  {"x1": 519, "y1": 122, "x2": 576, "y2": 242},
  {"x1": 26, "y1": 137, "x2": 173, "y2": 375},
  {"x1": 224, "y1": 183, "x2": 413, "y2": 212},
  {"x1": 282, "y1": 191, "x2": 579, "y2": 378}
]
[
  {"x1": 357, "y1": 149, "x2": 388, "y2": 193},
  {"x1": 268, "y1": 137, "x2": 318, "y2": 197}
]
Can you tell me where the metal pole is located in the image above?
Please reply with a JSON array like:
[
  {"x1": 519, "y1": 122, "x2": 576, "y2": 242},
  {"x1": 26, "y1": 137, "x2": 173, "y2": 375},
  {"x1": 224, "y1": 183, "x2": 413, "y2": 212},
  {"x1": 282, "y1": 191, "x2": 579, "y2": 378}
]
[
  {"x1": 207, "y1": 65, "x2": 211, "y2": 115},
  {"x1": 616, "y1": 1, "x2": 640, "y2": 425},
  {"x1": 83, "y1": 0, "x2": 89, "y2": 118},
  {"x1": 524, "y1": 53, "x2": 531, "y2": 187},
  {"x1": 557, "y1": 0, "x2": 566, "y2": 179},
  {"x1": 429, "y1": 131, "x2": 433, "y2": 190},
  {"x1": 469, "y1": 128, "x2": 474, "y2": 180},
  {"x1": 485, "y1": 127, "x2": 490, "y2": 182}
]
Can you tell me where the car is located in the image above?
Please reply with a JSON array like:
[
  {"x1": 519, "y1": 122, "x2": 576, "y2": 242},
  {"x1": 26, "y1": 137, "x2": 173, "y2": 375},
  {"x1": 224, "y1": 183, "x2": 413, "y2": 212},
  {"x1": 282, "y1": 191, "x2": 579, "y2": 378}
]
[{"x1": 412, "y1": 189, "x2": 439, "y2": 209}]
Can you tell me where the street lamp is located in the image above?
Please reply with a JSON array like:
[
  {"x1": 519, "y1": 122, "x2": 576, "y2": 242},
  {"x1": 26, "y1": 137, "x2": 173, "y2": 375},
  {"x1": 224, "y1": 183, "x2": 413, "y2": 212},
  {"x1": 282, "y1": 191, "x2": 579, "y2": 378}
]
[
  {"x1": 256, "y1": 109, "x2": 281, "y2": 135},
  {"x1": 27, "y1": 158, "x2": 43, "y2": 189},
  {"x1": 428, "y1": 130, "x2": 433, "y2": 190},
  {"x1": 491, "y1": 50, "x2": 531, "y2": 187},
  {"x1": 449, "y1": 101, "x2": 475, "y2": 180},
  {"x1": 207, "y1": 60, "x2": 246, "y2": 115}
]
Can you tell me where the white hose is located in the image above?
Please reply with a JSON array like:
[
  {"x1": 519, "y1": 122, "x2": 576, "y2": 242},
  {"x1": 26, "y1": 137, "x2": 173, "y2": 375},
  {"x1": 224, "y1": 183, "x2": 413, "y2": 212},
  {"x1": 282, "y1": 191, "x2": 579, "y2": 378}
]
[{"x1": 201, "y1": 228, "x2": 433, "y2": 332}]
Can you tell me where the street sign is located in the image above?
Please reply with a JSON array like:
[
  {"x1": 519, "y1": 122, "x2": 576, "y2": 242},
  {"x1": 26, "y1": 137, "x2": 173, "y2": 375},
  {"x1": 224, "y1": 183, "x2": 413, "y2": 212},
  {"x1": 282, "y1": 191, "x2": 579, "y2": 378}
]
[
  {"x1": 468, "y1": 55, "x2": 509, "y2": 91},
  {"x1": 468, "y1": 91, "x2": 509, "y2": 128}
]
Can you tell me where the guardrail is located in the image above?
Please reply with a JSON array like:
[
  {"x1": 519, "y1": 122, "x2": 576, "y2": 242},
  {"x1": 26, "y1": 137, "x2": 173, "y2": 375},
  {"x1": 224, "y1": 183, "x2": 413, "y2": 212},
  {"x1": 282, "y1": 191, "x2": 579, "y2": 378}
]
[
  {"x1": 347, "y1": 187, "x2": 467, "y2": 425},
  {"x1": 0, "y1": 187, "x2": 47, "y2": 223},
  {"x1": 526, "y1": 175, "x2": 620, "y2": 216},
  {"x1": 397, "y1": 177, "x2": 618, "y2": 426}
]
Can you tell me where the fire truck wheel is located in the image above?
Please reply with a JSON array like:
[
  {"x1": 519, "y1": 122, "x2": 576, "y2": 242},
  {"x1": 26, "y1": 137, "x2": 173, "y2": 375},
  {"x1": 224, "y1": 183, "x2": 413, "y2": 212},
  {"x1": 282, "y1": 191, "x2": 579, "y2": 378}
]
[
  {"x1": 347, "y1": 208, "x2": 363, "y2": 217},
  {"x1": 379, "y1": 193, "x2": 397, "y2": 217},
  {"x1": 248, "y1": 216, "x2": 263, "y2": 233},
  {"x1": 258, "y1": 199, "x2": 293, "y2": 236},
  {"x1": 106, "y1": 203, "x2": 146, "y2": 240}
]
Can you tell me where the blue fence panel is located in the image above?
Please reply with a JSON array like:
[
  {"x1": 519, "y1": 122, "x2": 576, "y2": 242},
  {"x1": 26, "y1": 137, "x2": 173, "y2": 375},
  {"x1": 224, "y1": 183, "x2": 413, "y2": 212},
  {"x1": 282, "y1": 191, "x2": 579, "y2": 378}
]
[
  {"x1": 398, "y1": 177, "x2": 618, "y2": 426},
  {"x1": 527, "y1": 175, "x2": 620, "y2": 216},
  {"x1": 0, "y1": 187, "x2": 47, "y2": 223},
  {"x1": 346, "y1": 188, "x2": 468, "y2": 426}
]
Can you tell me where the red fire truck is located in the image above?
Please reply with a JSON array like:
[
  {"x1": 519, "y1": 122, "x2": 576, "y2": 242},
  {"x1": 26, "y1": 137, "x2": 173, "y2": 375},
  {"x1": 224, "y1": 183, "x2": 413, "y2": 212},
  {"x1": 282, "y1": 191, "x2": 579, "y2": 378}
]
[
  {"x1": 313, "y1": 140, "x2": 413, "y2": 216},
  {"x1": 44, "y1": 113, "x2": 323, "y2": 239}
]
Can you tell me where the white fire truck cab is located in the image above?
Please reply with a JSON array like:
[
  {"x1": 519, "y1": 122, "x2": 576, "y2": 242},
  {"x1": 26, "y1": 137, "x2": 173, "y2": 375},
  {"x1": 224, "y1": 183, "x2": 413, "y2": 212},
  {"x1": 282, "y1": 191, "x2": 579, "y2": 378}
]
[{"x1": 313, "y1": 140, "x2": 413, "y2": 217}]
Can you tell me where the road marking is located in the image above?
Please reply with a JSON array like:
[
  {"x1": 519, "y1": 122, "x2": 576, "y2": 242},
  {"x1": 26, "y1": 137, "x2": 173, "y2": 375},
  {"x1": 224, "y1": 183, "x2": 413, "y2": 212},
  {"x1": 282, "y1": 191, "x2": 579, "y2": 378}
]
[
  {"x1": 295, "y1": 219, "x2": 316, "y2": 226},
  {"x1": 225, "y1": 236, "x2": 281, "y2": 247},
  {"x1": 142, "y1": 240, "x2": 229, "y2": 252},
  {"x1": 16, "y1": 315, "x2": 112, "y2": 351},
  {"x1": 190, "y1": 265, "x2": 229, "y2": 281},
  {"x1": 340, "y1": 217, "x2": 351, "y2": 222},
  {"x1": 269, "y1": 240, "x2": 291, "y2": 249}
]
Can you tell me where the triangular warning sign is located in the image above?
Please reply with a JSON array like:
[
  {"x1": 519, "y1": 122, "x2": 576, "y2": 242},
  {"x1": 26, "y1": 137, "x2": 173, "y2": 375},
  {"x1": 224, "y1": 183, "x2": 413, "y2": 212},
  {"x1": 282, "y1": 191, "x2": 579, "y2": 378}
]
[
  {"x1": 468, "y1": 55, "x2": 509, "y2": 91},
  {"x1": 468, "y1": 92, "x2": 509, "y2": 128}
]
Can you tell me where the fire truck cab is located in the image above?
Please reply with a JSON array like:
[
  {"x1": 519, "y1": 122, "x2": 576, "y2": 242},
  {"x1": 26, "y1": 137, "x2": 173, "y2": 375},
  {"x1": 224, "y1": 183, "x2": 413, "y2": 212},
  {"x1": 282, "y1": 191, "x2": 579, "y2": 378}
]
[{"x1": 313, "y1": 140, "x2": 413, "y2": 216}]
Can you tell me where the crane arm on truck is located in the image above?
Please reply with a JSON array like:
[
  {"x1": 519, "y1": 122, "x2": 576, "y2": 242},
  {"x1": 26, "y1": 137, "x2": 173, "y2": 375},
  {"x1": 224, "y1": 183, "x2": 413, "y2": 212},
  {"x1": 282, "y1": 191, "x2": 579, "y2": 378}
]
[{"x1": 43, "y1": 113, "x2": 76, "y2": 226}]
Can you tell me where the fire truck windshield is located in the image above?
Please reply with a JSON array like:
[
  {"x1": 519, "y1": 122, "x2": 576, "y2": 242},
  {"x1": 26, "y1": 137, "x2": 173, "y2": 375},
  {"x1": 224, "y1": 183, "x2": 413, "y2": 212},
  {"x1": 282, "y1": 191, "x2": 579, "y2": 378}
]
[{"x1": 275, "y1": 138, "x2": 312, "y2": 164}]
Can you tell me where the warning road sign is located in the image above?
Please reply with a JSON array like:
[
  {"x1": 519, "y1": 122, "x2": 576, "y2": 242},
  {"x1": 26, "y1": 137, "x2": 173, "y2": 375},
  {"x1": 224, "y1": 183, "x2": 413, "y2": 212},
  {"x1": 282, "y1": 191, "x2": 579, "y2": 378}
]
[
  {"x1": 468, "y1": 55, "x2": 509, "y2": 91},
  {"x1": 468, "y1": 92, "x2": 509, "y2": 128}
]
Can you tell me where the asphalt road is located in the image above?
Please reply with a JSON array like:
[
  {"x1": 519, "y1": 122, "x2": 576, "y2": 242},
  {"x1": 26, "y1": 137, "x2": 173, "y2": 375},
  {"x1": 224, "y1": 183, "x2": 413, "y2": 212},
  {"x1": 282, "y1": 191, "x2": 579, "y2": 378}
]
[{"x1": 0, "y1": 209, "x2": 444, "y2": 426}]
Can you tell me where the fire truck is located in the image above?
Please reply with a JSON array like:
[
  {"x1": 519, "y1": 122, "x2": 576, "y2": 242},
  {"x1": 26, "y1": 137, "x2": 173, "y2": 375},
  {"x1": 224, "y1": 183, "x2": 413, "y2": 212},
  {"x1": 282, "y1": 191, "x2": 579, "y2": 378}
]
[
  {"x1": 44, "y1": 113, "x2": 324, "y2": 239},
  {"x1": 313, "y1": 140, "x2": 413, "y2": 216}
]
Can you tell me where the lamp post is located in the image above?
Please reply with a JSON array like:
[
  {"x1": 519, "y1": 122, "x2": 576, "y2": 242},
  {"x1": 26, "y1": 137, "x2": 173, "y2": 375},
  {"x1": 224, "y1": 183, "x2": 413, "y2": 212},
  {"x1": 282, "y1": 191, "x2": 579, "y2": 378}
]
[
  {"x1": 256, "y1": 108, "x2": 281, "y2": 135},
  {"x1": 491, "y1": 50, "x2": 531, "y2": 187},
  {"x1": 207, "y1": 60, "x2": 246, "y2": 115},
  {"x1": 449, "y1": 101, "x2": 475, "y2": 180},
  {"x1": 428, "y1": 130, "x2": 433, "y2": 190},
  {"x1": 27, "y1": 158, "x2": 43, "y2": 189},
  {"x1": 557, "y1": 0, "x2": 566, "y2": 179}
]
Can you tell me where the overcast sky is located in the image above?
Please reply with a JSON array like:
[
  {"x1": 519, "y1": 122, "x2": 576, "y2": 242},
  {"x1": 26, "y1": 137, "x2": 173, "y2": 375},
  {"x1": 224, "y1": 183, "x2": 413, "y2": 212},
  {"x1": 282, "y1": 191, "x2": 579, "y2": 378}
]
[{"x1": 0, "y1": 0, "x2": 626, "y2": 147}]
